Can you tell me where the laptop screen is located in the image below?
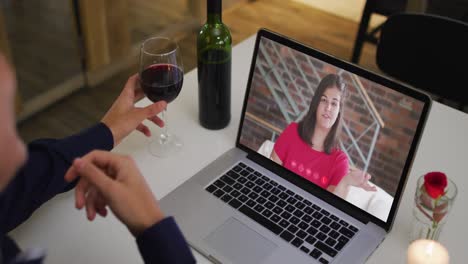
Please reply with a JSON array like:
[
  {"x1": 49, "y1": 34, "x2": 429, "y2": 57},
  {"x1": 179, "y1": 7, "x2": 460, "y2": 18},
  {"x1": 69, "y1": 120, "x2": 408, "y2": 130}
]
[{"x1": 238, "y1": 35, "x2": 427, "y2": 223}]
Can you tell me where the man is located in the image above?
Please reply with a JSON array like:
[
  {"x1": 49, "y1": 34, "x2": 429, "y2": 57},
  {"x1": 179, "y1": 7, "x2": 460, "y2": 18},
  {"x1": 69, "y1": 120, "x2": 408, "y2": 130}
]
[{"x1": 0, "y1": 54, "x2": 195, "y2": 263}]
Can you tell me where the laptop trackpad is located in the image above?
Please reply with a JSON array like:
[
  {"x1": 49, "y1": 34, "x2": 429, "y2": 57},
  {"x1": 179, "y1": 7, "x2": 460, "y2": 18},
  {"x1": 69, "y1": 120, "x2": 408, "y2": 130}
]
[{"x1": 204, "y1": 217, "x2": 277, "y2": 264}]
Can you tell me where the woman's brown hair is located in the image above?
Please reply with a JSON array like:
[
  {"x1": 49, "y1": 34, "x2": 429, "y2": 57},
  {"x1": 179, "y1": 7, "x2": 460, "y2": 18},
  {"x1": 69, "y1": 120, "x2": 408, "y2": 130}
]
[{"x1": 297, "y1": 73, "x2": 346, "y2": 154}]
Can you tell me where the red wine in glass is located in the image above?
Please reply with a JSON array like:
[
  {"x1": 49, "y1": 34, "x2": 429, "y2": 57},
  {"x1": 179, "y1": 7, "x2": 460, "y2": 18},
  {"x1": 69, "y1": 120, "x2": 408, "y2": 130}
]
[{"x1": 140, "y1": 64, "x2": 184, "y2": 103}]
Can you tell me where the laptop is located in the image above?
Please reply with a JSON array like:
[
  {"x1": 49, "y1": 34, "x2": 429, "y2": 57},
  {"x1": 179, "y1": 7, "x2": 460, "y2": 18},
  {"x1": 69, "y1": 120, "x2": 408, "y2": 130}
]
[{"x1": 160, "y1": 29, "x2": 431, "y2": 264}]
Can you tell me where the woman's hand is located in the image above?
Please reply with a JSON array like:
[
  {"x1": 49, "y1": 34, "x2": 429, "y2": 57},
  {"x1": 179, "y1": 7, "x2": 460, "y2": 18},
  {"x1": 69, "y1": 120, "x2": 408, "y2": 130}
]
[
  {"x1": 64, "y1": 150, "x2": 164, "y2": 236},
  {"x1": 343, "y1": 167, "x2": 377, "y2": 192},
  {"x1": 101, "y1": 74, "x2": 167, "y2": 146}
]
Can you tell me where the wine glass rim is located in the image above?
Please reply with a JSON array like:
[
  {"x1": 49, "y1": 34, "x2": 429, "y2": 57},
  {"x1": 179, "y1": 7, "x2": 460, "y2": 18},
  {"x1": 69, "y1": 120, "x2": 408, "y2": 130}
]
[{"x1": 140, "y1": 36, "x2": 179, "y2": 56}]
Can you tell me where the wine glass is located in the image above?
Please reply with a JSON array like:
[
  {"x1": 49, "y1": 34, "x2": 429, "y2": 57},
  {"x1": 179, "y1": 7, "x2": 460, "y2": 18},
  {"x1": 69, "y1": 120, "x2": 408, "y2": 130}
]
[{"x1": 139, "y1": 36, "x2": 184, "y2": 157}]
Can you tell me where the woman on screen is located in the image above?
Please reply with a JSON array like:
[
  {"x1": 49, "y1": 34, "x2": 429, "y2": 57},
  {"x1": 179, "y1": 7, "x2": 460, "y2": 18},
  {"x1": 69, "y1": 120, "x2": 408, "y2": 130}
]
[{"x1": 270, "y1": 74, "x2": 376, "y2": 198}]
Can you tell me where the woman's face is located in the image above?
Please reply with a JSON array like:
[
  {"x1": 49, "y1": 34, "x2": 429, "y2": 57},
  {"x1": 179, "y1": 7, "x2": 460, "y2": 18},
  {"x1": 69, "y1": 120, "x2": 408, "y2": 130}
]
[{"x1": 315, "y1": 86, "x2": 341, "y2": 130}]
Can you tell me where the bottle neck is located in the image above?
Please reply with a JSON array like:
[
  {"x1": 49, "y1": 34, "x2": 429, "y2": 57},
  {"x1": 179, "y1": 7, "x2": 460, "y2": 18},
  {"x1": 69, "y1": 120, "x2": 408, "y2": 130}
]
[{"x1": 207, "y1": 0, "x2": 222, "y2": 24}]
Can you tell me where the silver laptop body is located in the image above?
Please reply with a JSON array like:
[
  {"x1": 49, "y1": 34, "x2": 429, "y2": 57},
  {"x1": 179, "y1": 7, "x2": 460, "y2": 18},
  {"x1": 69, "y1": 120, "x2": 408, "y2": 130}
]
[{"x1": 160, "y1": 29, "x2": 431, "y2": 264}]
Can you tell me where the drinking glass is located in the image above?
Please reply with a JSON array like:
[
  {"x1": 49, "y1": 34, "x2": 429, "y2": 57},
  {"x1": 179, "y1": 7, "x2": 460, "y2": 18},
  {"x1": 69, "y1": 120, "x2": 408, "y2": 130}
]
[{"x1": 139, "y1": 37, "x2": 184, "y2": 157}]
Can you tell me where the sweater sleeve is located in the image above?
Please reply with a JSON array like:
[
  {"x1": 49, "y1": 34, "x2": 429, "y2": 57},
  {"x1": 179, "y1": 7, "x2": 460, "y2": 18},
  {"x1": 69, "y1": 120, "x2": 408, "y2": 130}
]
[
  {"x1": 136, "y1": 217, "x2": 196, "y2": 264},
  {"x1": 0, "y1": 123, "x2": 114, "y2": 233}
]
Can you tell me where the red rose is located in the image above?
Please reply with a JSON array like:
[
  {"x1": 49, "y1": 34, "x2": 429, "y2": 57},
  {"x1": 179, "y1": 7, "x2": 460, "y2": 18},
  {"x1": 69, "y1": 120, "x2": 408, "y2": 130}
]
[{"x1": 424, "y1": 172, "x2": 448, "y2": 199}]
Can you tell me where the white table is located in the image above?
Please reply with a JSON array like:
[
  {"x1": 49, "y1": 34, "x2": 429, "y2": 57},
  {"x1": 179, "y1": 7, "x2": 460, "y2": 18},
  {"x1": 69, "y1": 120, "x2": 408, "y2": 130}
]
[{"x1": 11, "y1": 35, "x2": 468, "y2": 263}]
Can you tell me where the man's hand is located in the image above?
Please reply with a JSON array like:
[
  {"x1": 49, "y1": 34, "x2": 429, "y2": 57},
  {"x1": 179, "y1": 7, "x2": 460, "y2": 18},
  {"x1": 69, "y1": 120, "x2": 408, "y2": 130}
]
[
  {"x1": 64, "y1": 150, "x2": 164, "y2": 236},
  {"x1": 101, "y1": 74, "x2": 166, "y2": 146}
]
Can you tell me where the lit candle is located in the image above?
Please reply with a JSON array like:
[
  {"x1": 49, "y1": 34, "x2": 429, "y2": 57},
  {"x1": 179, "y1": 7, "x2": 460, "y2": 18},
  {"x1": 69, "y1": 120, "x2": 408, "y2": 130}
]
[{"x1": 407, "y1": 239, "x2": 449, "y2": 264}]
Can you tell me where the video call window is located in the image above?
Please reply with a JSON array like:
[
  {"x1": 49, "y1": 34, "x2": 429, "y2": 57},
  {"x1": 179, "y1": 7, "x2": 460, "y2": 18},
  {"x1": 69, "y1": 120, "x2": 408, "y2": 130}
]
[{"x1": 239, "y1": 38, "x2": 425, "y2": 221}]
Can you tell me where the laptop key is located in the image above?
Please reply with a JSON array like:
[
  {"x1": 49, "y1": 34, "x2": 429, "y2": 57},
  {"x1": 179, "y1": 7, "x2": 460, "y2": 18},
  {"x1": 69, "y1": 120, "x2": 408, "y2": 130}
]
[
  {"x1": 279, "y1": 220, "x2": 289, "y2": 228},
  {"x1": 285, "y1": 205, "x2": 295, "y2": 213},
  {"x1": 315, "y1": 241, "x2": 338, "y2": 257},
  {"x1": 222, "y1": 185, "x2": 233, "y2": 193},
  {"x1": 287, "y1": 197, "x2": 297, "y2": 204},
  {"x1": 270, "y1": 214, "x2": 281, "y2": 223},
  {"x1": 241, "y1": 170, "x2": 250, "y2": 177},
  {"x1": 233, "y1": 183, "x2": 243, "y2": 190},
  {"x1": 227, "y1": 171, "x2": 239, "y2": 179},
  {"x1": 277, "y1": 185, "x2": 286, "y2": 191},
  {"x1": 221, "y1": 175, "x2": 235, "y2": 185},
  {"x1": 253, "y1": 186, "x2": 263, "y2": 193},
  {"x1": 329, "y1": 230, "x2": 340, "y2": 239},
  {"x1": 320, "y1": 209, "x2": 330, "y2": 216},
  {"x1": 245, "y1": 166, "x2": 254, "y2": 172},
  {"x1": 273, "y1": 206, "x2": 283, "y2": 214},
  {"x1": 269, "y1": 180, "x2": 278, "y2": 186},
  {"x1": 261, "y1": 190, "x2": 271, "y2": 198},
  {"x1": 279, "y1": 192, "x2": 289, "y2": 200},
  {"x1": 330, "y1": 221, "x2": 341, "y2": 230},
  {"x1": 221, "y1": 194, "x2": 232, "y2": 203},
  {"x1": 339, "y1": 220, "x2": 349, "y2": 227},
  {"x1": 248, "y1": 192, "x2": 258, "y2": 199},
  {"x1": 304, "y1": 206, "x2": 314, "y2": 214},
  {"x1": 246, "y1": 173, "x2": 255, "y2": 179},
  {"x1": 254, "y1": 171, "x2": 262, "y2": 176},
  {"x1": 254, "y1": 204, "x2": 265, "y2": 213},
  {"x1": 330, "y1": 215, "x2": 339, "y2": 221},
  {"x1": 238, "y1": 162, "x2": 246, "y2": 168},
  {"x1": 287, "y1": 225, "x2": 298, "y2": 234},
  {"x1": 277, "y1": 200, "x2": 287, "y2": 208},
  {"x1": 339, "y1": 227, "x2": 355, "y2": 238},
  {"x1": 261, "y1": 175, "x2": 270, "y2": 181},
  {"x1": 214, "y1": 180, "x2": 225, "y2": 188},
  {"x1": 305, "y1": 235, "x2": 317, "y2": 245},
  {"x1": 321, "y1": 216, "x2": 331, "y2": 225},
  {"x1": 263, "y1": 183, "x2": 273, "y2": 190},
  {"x1": 320, "y1": 225, "x2": 331, "y2": 234},
  {"x1": 264, "y1": 201, "x2": 275, "y2": 209},
  {"x1": 296, "y1": 230, "x2": 308, "y2": 239},
  {"x1": 239, "y1": 205, "x2": 282, "y2": 235},
  {"x1": 310, "y1": 248, "x2": 322, "y2": 259},
  {"x1": 271, "y1": 188, "x2": 281, "y2": 195},
  {"x1": 246, "y1": 199, "x2": 256, "y2": 208},
  {"x1": 338, "y1": 236, "x2": 350, "y2": 245},
  {"x1": 237, "y1": 177, "x2": 247, "y2": 184},
  {"x1": 229, "y1": 199, "x2": 242, "y2": 209},
  {"x1": 239, "y1": 195, "x2": 248, "y2": 202},
  {"x1": 213, "y1": 189, "x2": 225, "y2": 198},
  {"x1": 291, "y1": 237, "x2": 304, "y2": 247},
  {"x1": 280, "y1": 211, "x2": 291, "y2": 220},
  {"x1": 256, "y1": 197, "x2": 267, "y2": 205},
  {"x1": 298, "y1": 221, "x2": 309, "y2": 230},
  {"x1": 302, "y1": 215, "x2": 313, "y2": 223},
  {"x1": 300, "y1": 246, "x2": 310, "y2": 254},
  {"x1": 349, "y1": 225, "x2": 359, "y2": 233},
  {"x1": 241, "y1": 187, "x2": 251, "y2": 195},
  {"x1": 293, "y1": 210, "x2": 304, "y2": 218},
  {"x1": 255, "y1": 179, "x2": 265, "y2": 185},
  {"x1": 280, "y1": 230, "x2": 294, "y2": 242},
  {"x1": 325, "y1": 237, "x2": 336, "y2": 247},
  {"x1": 268, "y1": 195, "x2": 279, "y2": 203},
  {"x1": 316, "y1": 232, "x2": 327, "y2": 241},
  {"x1": 286, "y1": 190, "x2": 294, "y2": 196},
  {"x1": 319, "y1": 257, "x2": 329, "y2": 264},
  {"x1": 312, "y1": 204, "x2": 321, "y2": 210},
  {"x1": 312, "y1": 211, "x2": 323, "y2": 220},
  {"x1": 262, "y1": 209, "x2": 273, "y2": 218},
  {"x1": 311, "y1": 219, "x2": 321, "y2": 228},
  {"x1": 295, "y1": 202, "x2": 305, "y2": 210},
  {"x1": 334, "y1": 241, "x2": 346, "y2": 251},
  {"x1": 306, "y1": 227, "x2": 318, "y2": 236},
  {"x1": 233, "y1": 165, "x2": 242, "y2": 172},
  {"x1": 231, "y1": 190, "x2": 241, "y2": 198},
  {"x1": 303, "y1": 200, "x2": 312, "y2": 206},
  {"x1": 246, "y1": 181, "x2": 255, "y2": 188},
  {"x1": 290, "y1": 216, "x2": 300, "y2": 225},
  {"x1": 206, "y1": 185, "x2": 217, "y2": 193}
]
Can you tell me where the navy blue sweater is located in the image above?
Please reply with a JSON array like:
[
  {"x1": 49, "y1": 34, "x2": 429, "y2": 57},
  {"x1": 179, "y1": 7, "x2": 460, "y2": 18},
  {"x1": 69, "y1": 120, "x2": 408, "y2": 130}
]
[{"x1": 0, "y1": 123, "x2": 195, "y2": 264}]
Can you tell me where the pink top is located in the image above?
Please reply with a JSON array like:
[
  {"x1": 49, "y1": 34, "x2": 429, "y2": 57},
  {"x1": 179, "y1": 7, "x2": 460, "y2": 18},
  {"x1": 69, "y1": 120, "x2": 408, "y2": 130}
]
[{"x1": 273, "y1": 122, "x2": 349, "y2": 189}]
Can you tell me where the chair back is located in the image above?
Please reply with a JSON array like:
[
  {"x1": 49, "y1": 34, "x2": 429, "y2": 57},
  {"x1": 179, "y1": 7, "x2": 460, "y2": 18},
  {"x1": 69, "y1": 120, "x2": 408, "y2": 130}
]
[{"x1": 376, "y1": 13, "x2": 468, "y2": 105}]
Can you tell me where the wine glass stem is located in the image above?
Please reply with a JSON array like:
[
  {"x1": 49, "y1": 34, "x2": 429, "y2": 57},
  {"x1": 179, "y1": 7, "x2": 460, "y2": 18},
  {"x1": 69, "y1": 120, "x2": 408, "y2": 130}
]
[{"x1": 160, "y1": 107, "x2": 169, "y2": 144}]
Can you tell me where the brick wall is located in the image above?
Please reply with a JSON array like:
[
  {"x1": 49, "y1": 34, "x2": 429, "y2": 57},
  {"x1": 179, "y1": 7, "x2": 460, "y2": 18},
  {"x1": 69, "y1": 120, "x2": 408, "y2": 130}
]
[{"x1": 239, "y1": 38, "x2": 425, "y2": 197}]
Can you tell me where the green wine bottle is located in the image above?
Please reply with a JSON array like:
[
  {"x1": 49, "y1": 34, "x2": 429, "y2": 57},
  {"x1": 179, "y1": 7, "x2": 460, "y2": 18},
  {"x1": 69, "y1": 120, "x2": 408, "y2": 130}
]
[{"x1": 197, "y1": 0, "x2": 232, "y2": 130}]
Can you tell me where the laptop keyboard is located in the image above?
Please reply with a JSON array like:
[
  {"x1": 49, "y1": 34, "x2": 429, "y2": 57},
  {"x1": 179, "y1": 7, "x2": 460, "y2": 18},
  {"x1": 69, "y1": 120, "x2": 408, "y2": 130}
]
[{"x1": 205, "y1": 162, "x2": 360, "y2": 264}]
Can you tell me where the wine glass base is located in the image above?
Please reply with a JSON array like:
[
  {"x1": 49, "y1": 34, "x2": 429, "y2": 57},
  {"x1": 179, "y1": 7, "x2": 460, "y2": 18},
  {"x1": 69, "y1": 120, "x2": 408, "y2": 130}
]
[{"x1": 148, "y1": 133, "x2": 183, "y2": 158}]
